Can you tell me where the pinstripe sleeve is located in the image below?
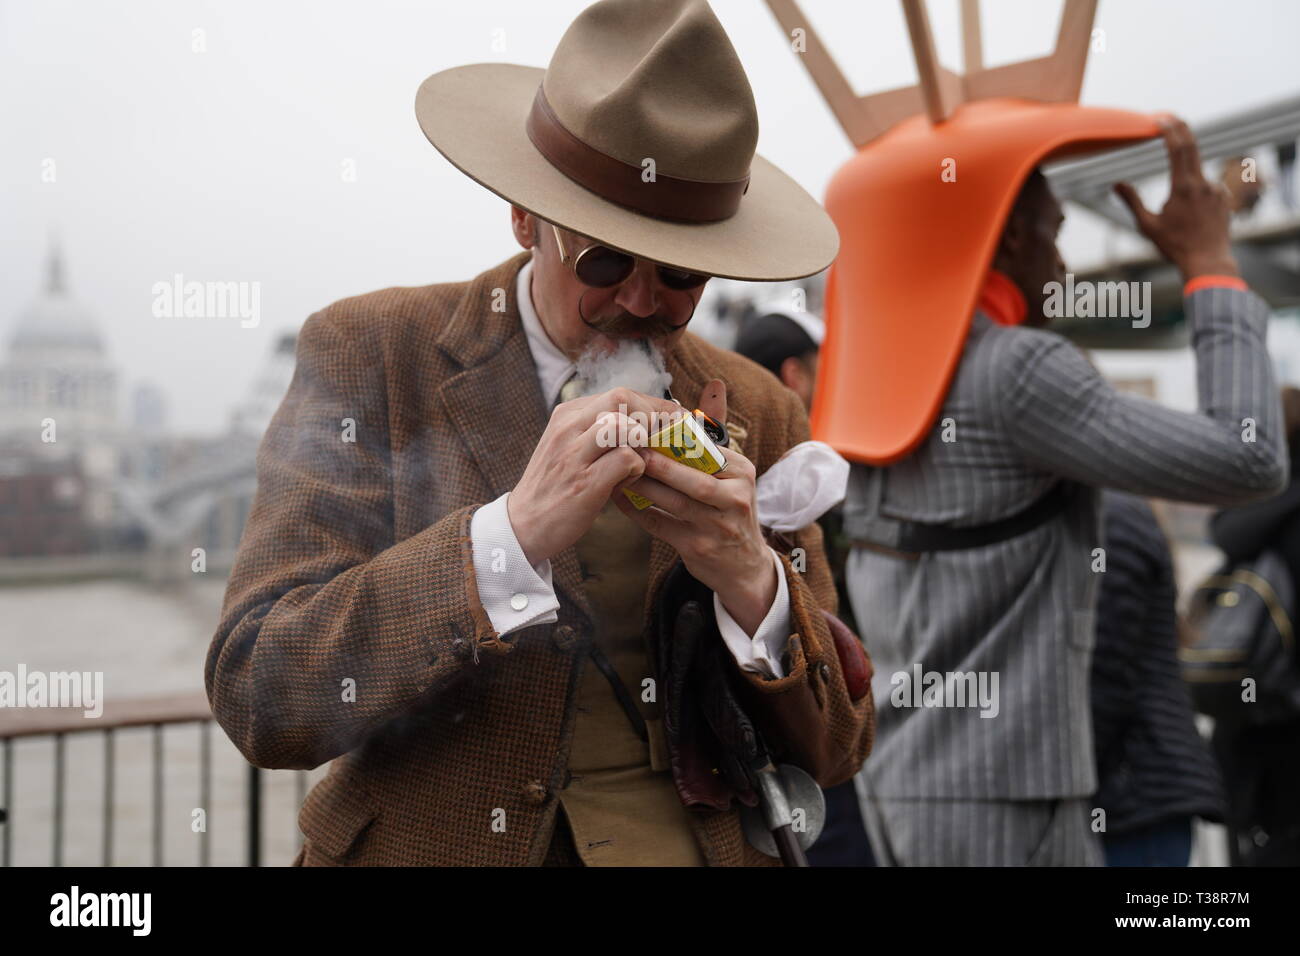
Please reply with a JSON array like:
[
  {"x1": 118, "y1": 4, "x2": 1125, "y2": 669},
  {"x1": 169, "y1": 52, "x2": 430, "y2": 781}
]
[{"x1": 999, "y1": 287, "x2": 1289, "y2": 505}]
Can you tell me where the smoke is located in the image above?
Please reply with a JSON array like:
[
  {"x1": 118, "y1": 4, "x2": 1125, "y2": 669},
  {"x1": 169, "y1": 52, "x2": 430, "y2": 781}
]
[{"x1": 572, "y1": 337, "x2": 673, "y2": 399}]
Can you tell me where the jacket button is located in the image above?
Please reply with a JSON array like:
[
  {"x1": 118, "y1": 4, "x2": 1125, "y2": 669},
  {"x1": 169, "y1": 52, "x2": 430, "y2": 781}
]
[
  {"x1": 819, "y1": 662, "x2": 832, "y2": 681},
  {"x1": 552, "y1": 624, "x2": 577, "y2": 651},
  {"x1": 452, "y1": 637, "x2": 473, "y2": 660},
  {"x1": 524, "y1": 780, "x2": 548, "y2": 805}
]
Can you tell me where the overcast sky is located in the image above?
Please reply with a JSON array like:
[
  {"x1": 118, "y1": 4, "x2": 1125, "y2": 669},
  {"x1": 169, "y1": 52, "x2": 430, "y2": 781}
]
[{"x1": 4, "y1": 0, "x2": 1299, "y2": 435}]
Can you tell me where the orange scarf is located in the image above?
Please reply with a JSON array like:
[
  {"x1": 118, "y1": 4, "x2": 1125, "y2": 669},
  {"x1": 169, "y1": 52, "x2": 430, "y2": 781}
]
[{"x1": 977, "y1": 269, "x2": 1028, "y2": 326}]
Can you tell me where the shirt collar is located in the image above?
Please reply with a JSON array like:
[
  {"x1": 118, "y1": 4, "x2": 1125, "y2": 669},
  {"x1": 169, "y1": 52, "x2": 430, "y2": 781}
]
[{"x1": 516, "y1": 257, "x2": 576, "y2": 408}]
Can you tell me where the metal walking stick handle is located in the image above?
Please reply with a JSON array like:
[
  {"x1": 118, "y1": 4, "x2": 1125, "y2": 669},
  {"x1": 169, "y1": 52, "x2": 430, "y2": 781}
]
[{"x1": 742, "y1": 762, "x2": 826, "y2": 866}]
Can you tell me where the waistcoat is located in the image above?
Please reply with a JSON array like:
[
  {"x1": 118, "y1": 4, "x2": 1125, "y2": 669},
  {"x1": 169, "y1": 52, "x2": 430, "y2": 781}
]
[{"x1": 550, "y1": 499, "x2": 707, "y2": 866}]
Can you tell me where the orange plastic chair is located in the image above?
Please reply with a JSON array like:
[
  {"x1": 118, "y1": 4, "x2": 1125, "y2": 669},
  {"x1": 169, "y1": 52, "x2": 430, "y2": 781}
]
[
  {"x1": 764, "y1": 0, "x2": 1164, "y2": 463},
  {"x1": 813, "y1": 99, "x2": 1160, "y2": 464}
]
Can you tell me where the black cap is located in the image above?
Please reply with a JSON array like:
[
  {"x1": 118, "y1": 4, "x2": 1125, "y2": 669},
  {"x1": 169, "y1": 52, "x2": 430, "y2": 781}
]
[{"x1": 734, "y1": 312, "x2": 818, "y2": 377}]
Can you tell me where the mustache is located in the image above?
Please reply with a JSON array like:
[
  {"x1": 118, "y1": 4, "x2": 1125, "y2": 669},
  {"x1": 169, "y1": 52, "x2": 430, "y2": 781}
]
[{"x1": 578, "y1": 298, "x2": 695, "y2": 337}]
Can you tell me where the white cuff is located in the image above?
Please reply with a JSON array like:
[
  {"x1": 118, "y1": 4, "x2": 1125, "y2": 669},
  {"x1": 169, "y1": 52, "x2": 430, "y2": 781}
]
[
  {"x1": 469, "y1": 493, "x2": 561, "y2": 637},
  {"x1": 714, "y1": 547, "x2": 791, "y2": 680}
]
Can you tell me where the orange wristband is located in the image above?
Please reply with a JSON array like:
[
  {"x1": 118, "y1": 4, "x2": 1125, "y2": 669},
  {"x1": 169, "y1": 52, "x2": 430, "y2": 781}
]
[{"x1": 1184, "y1": 275, "x2": 1248, "y2": 296}]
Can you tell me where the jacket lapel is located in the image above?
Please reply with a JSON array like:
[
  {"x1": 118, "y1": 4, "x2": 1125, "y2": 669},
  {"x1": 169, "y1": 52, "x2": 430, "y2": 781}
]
[{"x1": 435, "y1": 252, "x2": 592, "y2": 623}]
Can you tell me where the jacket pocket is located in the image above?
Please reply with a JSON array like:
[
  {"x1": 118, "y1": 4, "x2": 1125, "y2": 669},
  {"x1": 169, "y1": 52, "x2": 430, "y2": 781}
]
[{"x1": 298, "y1": 774, "x2": 379, "y2": 863}]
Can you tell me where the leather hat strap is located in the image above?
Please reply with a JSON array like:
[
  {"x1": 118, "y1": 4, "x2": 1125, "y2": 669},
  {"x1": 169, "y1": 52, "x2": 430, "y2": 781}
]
[{"x1": 525, "y1": 85, "x2": 750, "y2": 224}]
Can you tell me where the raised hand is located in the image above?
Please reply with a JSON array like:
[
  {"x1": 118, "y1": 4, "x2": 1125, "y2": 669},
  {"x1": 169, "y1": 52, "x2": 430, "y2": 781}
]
[{"x1": 1113, "y1": 117, "x2": 1239, "y2": 282}]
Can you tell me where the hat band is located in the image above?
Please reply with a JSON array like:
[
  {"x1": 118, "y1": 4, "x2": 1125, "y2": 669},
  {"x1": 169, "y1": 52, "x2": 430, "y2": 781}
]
[{"x1": 525, "y1": 86, "x2": 750, "y2": 224}]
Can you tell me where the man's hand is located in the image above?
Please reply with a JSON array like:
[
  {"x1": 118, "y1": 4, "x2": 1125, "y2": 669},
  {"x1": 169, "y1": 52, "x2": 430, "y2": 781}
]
[
  {"x1": 1114, "y1": 117, "x2": 1239, "y2": 282},
  {"x1": 611, "y1": 380, "x2": 778, "y2": 636},
  {"x1": 508, "y1": 387, "x2": 682, "y2": 566}
]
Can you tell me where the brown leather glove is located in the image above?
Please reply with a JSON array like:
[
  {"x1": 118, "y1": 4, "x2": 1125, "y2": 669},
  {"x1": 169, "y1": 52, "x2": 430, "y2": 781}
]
[{"x1": 655, "y1": 561, "x2": 762, "y2": 811}]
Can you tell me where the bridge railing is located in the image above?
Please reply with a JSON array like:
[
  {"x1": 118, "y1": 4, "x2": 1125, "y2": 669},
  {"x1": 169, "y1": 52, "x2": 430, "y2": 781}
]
[{"x1": 0, "y1": 692, "x2": 308, "y2": 867}]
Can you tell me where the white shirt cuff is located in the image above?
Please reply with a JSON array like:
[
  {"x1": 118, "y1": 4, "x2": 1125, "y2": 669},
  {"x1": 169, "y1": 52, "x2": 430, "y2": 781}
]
[
  {"x1": 714, "y1": 547, "x2": 791, "y2": 680},
  {"x1": 469, "y1": 492, "x2": 561, "y2": 637}
]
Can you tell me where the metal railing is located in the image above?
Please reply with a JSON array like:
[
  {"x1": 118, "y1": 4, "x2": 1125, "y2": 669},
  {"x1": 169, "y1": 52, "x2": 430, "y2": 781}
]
[{"x1": 0, "y1": 692, "x2": 307, "y2": 867}]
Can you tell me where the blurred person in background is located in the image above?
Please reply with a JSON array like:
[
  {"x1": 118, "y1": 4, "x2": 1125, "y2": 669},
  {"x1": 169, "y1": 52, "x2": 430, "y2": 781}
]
[
  {"x1": 1090, "y1": 491, "x2": 1226, "y2": 866},
  {"x1": 1207, "y1": 386, "x2": 1300, "y2": 865},
  {"x1": 846, "y1": 121, "x2": 1288, "y2": 866},
  {"x1": 734, "y1": 308, "x2": 821, "y2": 413}
]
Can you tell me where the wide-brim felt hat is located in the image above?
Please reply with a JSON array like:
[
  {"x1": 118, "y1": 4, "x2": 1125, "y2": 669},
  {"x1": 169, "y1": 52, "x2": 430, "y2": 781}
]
[{"x1": 414, "y1": 0, "x2": 839, "y2": 282}]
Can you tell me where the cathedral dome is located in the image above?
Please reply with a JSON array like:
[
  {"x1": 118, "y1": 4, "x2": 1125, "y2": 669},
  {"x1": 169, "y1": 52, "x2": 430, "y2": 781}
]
[{"x1": 8, "y1": 244, "x2": 105, "y2": 356}]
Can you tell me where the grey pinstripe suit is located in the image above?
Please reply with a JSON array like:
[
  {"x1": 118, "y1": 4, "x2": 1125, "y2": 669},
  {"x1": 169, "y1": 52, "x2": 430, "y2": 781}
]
[{"x1": 843, "y1": 286, "x2": 1288, "y2": 865}]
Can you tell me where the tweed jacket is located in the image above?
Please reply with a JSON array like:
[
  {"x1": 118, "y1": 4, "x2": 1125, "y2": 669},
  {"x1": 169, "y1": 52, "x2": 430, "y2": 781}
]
[{"x1": 206, "y1": 250, "x2": 875, "y2": 866}]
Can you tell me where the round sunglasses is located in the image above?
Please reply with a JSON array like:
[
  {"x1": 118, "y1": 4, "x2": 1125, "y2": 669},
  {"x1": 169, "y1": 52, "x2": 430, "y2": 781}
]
[{"x1": 551, "y1": 224, "x2": 710, "y2": 291}]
